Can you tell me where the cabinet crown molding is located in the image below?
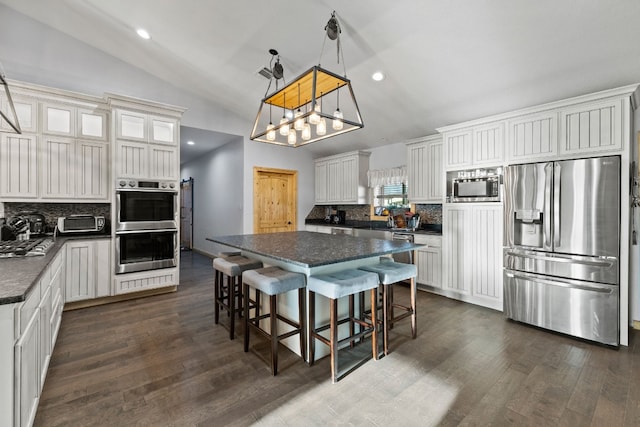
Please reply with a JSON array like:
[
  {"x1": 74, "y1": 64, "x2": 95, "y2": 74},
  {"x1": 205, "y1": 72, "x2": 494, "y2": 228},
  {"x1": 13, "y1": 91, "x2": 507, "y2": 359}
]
[{"x1": 106, "y1": 93, "x2": 186, "y2": 118}]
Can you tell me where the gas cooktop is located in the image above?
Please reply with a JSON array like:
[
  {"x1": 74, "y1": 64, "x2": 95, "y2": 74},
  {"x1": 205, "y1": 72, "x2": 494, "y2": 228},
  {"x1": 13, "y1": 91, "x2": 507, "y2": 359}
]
[{"x1": 0, "y1": 238, "x2": 55, "y2": 258}]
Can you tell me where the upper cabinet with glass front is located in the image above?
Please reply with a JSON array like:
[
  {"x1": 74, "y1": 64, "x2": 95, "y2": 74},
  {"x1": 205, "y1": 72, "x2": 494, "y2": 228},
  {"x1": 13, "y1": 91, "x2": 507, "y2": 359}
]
[
  {"x1": 42, "y1": 102, "x2": 108, "y2": 141},
  {"x1": 0, "y1": 95, "x2": 38, "y2": 133},
  {"x1": 116, "y1": 109, "x2": 178, "y2": 145}
]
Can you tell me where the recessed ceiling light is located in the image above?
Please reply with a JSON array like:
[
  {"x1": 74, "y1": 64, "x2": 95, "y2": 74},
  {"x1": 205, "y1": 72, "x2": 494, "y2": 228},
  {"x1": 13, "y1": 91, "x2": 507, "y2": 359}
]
[
  {"x1": 187, "y1": 140, "x2": 195, "y2": 145},
  {"x1": 136, "y1": 29, "x2": 151, "y2": 40},
  {"x1": 372, "y1": 71, "x2": 385, "y2": 81}
]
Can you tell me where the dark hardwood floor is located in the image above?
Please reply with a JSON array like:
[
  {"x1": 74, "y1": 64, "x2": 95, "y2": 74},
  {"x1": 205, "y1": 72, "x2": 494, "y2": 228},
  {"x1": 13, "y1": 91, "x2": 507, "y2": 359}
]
[{"x1": 35, "y1": 251, "x2": 640, "y2": 426}]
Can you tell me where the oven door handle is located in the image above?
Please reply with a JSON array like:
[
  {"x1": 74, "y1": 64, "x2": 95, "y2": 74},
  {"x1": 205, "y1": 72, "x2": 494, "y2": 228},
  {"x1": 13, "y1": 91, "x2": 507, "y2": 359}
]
[{"x1": 115, "y1": 229, "x2": 178, "y2": 235}]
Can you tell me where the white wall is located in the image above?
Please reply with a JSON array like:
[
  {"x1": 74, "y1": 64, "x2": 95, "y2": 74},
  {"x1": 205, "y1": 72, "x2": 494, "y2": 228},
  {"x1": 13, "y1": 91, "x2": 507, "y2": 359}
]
[
  {"x1": 242, "y1": 139, "x2": 316, "y2": 233},
  {"x1": 181, "y1": 138, "x2": 244, "y2": 256},
  {"x1": 632, "y1": 108, "x2": 640, "y2": 325},
  {"x1": 368, "y1": 141, "x2": 407, "y2": 170}
]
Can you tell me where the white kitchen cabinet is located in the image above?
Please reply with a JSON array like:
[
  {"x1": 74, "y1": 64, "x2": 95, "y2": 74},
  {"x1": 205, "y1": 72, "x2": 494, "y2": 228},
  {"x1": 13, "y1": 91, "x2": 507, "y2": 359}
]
[
  {"x1": 507, "y1": 111, "x2": 558, "y2": 162},
  {"x1": 149, "y1": 144, "x2": 178, "y2": 180},
  {"x1": 65, "y1": 239, "x2": 111, "y2": 302},
  {"x1": 559, "y1": 97, "x2": 625, "y2": 155},
  {"x1": 78, "y1": 108, "x2": 108, "y2": 141},
  {"x1": 0, "y1": 96, "x2": 37, "y2": 133},
  {"x1": 407, "y1": 135, "x2": 443, "y2": 203},
  {"x1": 443, "y1": 129, "x2": 472, "y2": 169},
  {"x1": 15, "y1": 310, "x2": 40, "y2": 427},
  {"x1": 314, "y1": 161, "x2": 328, "y2": 203},
  {"x1": 42, "y1": 103, "x2": 75, "y2": 137},
  {"x1": 443, "y1": 206, "x2": 473, "y2": 295},
  {"x1": 472, "y1": 122, "x2": 505, "y2": 166},
  {"x1": 0, "y1": 133, "x2": 38, "y2": 199},
  {"x1": 76, "y1": 140, "x2": 109, "y2": 199},
  {"x1": 116, "y1": 109, "x2": 179, "y2": 146},
  {"x1": 41, "y1": 137, "x2": 75, "y2": 199},
  {"x1": 314, "y1": 151, "x2": 370, "y2": 204},
  {"x1": 38, "y1": 286, "x2": 52, "y2": 389},
  {"x1": 442, "y1": 204, "x2": 503, "y2": 310},
  {"x1": 115, "y1": 140, "x2": 148, "y2": 179},
  {"x1": 414, "y1": 235, "x2": 442, "y2": 289}
]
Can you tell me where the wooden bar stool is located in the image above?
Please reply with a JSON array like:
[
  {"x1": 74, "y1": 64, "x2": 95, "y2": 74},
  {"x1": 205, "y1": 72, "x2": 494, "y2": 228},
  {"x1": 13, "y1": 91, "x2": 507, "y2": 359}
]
[
  {"x1": 242, "y1": 266, "x2": 306, "y2": 375},
  {"x1": 213, "y1": 252, "x2": 241, "y2": 309},
  {"x1": 308, "y1": 269, "x2": 380, "y2": 383},
  {"x1": 359, "y1": 260, "x2": 417, "y2": 355},
  {"x1": 212, "y1": 255, "x2": 263, "y2": 340}
]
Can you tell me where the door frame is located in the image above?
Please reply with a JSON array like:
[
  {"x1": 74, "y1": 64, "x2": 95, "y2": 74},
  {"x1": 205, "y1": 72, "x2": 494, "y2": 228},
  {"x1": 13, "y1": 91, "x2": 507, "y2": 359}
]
[{"x1": 253, "y1": 166, "x2": 298, "y2": 233}]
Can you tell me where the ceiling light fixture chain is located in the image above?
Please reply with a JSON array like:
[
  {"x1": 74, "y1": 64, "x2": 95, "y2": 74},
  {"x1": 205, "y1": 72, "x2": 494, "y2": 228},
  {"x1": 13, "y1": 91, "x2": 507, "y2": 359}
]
[{"x1": 318, "y1": 10, "x2": 348, "y2": 78}]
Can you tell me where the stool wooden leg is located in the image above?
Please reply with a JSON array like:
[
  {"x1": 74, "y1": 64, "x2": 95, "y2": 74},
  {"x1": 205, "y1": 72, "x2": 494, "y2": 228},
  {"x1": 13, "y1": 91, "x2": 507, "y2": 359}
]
[
  {"x1": 309, "y1": 290, "x2": 316, "y2": 366},
  {"x1": 370, "y1": 287, "x2": 378, "y2": 361},
  {"x1": 270, "y1": 295, "x2": 278, "y2": 375},
  {"x1": 330, "y1": 297, "x2": 338, "y2": 383},
  {"x1": 229, "y1": 276, "x2": 236, "y2": 340},
  {"x1": 298, "y1": 288, "x2": 306, "y2": 363},
  {"x1": 388, "y1": 284, "x2": 394, "y2": 330},
  {"x1": 214, "y1": 270, "x2": 220, "y2": 324},
  {"x1": 243, "y1": 283, "x2": 250, "y2": 352},
  {"x1": 349, "y1": 294, "x2": 355, "y2": 348},
  {"x1": 410, "y1": 277, "x2": 417, "y2": 339},
  {"x1": 382, "y1": 284, "x2": 389, "y2": 356}
]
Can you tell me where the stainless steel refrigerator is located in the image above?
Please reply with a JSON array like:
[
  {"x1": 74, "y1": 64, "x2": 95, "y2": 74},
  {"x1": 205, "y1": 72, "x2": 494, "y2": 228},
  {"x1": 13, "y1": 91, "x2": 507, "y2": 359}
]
[{"x1": 503, "y1": 156, "x2": 620, "y2": 345}]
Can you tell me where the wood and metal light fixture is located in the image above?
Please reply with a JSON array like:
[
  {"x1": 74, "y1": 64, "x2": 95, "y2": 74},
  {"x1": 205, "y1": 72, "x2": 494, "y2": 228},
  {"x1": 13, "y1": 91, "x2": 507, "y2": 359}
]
[{"x1": 250, "y1": 11, "x2": 363, "y2": 148}]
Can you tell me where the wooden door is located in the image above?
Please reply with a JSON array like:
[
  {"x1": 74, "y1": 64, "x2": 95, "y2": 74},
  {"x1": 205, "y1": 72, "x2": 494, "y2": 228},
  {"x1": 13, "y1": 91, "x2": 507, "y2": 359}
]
[{"x1": 253, "y1": 167, "x2": 297, "y2": 234}]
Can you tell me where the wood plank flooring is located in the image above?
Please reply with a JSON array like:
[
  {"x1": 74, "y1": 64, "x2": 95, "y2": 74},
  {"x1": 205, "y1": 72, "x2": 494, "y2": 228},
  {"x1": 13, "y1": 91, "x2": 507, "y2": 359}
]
[{"x1": 35, "y1": 251, "x2": 640, "y2": 426}]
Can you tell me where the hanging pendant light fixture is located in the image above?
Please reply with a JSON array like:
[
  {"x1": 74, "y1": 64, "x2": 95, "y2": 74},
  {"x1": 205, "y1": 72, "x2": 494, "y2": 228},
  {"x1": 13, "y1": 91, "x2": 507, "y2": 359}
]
[
  {"x1": 250, "y1": 11, "x2": 363, "y2": 147},
  {"x1": 0, "y1": 61, "x2": 22, "y2": 134}
]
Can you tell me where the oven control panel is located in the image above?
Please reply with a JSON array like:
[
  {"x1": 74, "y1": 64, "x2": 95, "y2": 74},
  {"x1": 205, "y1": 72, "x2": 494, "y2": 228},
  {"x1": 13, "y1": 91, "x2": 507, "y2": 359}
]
[{"x1": 117, "y1": 179, "x2": 176, "y2": 190}]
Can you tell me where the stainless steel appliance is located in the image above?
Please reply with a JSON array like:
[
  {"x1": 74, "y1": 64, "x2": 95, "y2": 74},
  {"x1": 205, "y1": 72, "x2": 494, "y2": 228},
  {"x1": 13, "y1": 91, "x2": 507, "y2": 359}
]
[
  {"x1": 447, "y1": 167, "x2": 502, "y2": 202},
  {"x1": 392, "y1": 232, "x2": 414, "y2": 264},
  {"x1": 116, "y1": 182, "x2": 178, "y2": 231},
  {"x1": 503, "y1": 156, "x2": 620, "y2": 345},
  {"x1": 0, "y1": 238, "x2": 55, "y2": 258},
  {"x1": 57, "y1": 215, "x2": 105, "y2": 234},
  {"x1": 115, "y1": 229, "x2": 178, "y2": 274}
]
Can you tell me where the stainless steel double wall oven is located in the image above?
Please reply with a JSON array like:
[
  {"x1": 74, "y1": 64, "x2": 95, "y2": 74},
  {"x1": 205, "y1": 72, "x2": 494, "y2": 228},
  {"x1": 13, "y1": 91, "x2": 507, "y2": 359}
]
[
  {"x1": 115, "y1": 180, "x2": 179, "y2": 274},
  {"x1": 503, "y1": 156, "x2": 620, "y2": 346}
]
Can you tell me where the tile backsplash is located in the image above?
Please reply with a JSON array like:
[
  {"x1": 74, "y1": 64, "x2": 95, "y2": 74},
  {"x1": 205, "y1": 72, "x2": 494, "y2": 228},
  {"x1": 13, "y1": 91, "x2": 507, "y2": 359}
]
[
  {"x1": 4, "y1": 202, "x2": 111, "y2": 230},
  {"x1": 305, "y1": 203, "x2": 442, "y2": 224}
]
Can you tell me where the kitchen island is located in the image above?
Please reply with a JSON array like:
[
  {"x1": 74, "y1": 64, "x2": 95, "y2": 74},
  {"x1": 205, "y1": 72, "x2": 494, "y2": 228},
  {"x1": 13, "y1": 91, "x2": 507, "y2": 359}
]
[{"x1": 206, "y1": 231, "x2": 423, "y2": 361}]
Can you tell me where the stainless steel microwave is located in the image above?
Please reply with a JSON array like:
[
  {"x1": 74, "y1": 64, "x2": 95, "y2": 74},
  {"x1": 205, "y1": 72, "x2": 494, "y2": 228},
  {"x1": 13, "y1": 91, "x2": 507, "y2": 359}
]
[{"x1": 450, "y1": 175, "x2": 501, "y2": 202}]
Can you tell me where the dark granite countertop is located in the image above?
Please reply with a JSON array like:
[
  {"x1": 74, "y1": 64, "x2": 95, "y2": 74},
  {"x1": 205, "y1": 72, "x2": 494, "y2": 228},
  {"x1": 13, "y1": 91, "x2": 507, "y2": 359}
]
[
  {"x1": 0, "y1": 235, "x2": 111, "y2": 305},
  {"x1": 304, "y1": 219, "x2": 443, "y2": 236},
  {"x1": 207, "y1": 231, "x2": 424, "y2": 268}
]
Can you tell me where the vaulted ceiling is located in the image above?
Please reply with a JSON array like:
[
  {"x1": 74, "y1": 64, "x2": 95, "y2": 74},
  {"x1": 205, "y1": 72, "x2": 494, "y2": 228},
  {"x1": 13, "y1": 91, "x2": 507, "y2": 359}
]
[{"x1": 2, "y1": 0, "x2": 640, "y2": 159}]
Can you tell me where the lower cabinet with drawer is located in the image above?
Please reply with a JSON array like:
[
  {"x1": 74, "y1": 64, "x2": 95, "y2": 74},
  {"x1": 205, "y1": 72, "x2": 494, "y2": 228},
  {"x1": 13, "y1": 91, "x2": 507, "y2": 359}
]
[
  {"x1": 0, "y1": 248, "x2": 66, "y2": 427},
  {"x1": 414, "y1": 235, "x2": 442, "y2": 290}
]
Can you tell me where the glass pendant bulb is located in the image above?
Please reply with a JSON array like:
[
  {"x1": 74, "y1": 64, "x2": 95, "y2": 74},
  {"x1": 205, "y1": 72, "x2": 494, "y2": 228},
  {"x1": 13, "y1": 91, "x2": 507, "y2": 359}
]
[
  {"x1": 266, "y1": 122, "x2": 276, "y2": 141},
  {"x1": 316, "y1": 117, "x2": 327, "y2": 136},
  {"x1": 309, "y1": 103, "x2": 321, "y2": 125},
  {"x1": 294, "y1": 109, "x2": 304, "y2": 131},
  {"x1": 279, "y1": 117, "x2": 289, "y2": 136},
  {"x1": 287, "y1": 129, "x2": 297, "y2": 145},
  {"x1": 302, "y1": 122, "x2": 311, "y2": 141},
  {"x1": 332, "y1": 108, "x2": 344, "y2": 130}
]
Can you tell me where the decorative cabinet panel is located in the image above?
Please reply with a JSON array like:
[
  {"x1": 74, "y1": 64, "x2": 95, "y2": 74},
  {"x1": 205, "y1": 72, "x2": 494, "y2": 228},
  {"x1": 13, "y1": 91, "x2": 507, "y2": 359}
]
[
  {"x1": 15, "y1": 311, "x2": 40, "y2": 427},
  {"x1": 472, "y1": 122, "x2": 504, "y2": 166},
  {"x1": 65, "y1": 239, "x2": 111, "y2": 303},
  {"x1": 150, "y1": 115, "x2": 178, "y2": 145},
  {"x1": 0, "y1": 133, "x2": 38, "y2": 198},
  {"x1": 38, "y1": 286, "x2": 52, "y2": 388},
  {"x1": 41, "y1": 137, "x2": 75, "y2": 199},
  {"x1": 559, "y1": 98, "x2": 624, "y2": 155},
  {"x1": 507, "y1": 111, "x2": 558, "y2": 161},
  {"x1": 443, "y1": 130, "x2": 472, "y2": 169},
  {"x1": 76, "y1": 141, "x2": 109, "y2": 199},
  {"x1": 78, "y1": 108, "x2": 108, "y2": 141},
  {"x1": 0, "y1": 96, "x2": 37, "y2": 133},
  {"x1": 115, "y1": 267, "x2": 178, "y2": 295},
  {"x1": 314, "y1": 151, "x2": 370, "y2": 204},
  {"x1": 42, "y1": 103, "x2": 75, "y2": 137},
  {"x1": 407, "y1": 136, "x2": 443, "y2": 203},
  {"x1": 149, "y1": 145, "x2": 178, "y2": 180}
]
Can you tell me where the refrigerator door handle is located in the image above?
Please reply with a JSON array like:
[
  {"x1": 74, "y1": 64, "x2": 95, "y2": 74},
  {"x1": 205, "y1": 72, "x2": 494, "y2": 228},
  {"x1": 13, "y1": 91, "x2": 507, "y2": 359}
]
[
  {"x1": 505, "y1": 249, "x2": 616, "y2": 268},
  {"x1": 553, "y1": 163, "x2": 561, "y2": 248},
  {"x1": 504, "y1": 270, "x2": 614, "y2": 294},
  {"x1": 543, "y1": 162, "x2": 553, "y2": 250}
]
